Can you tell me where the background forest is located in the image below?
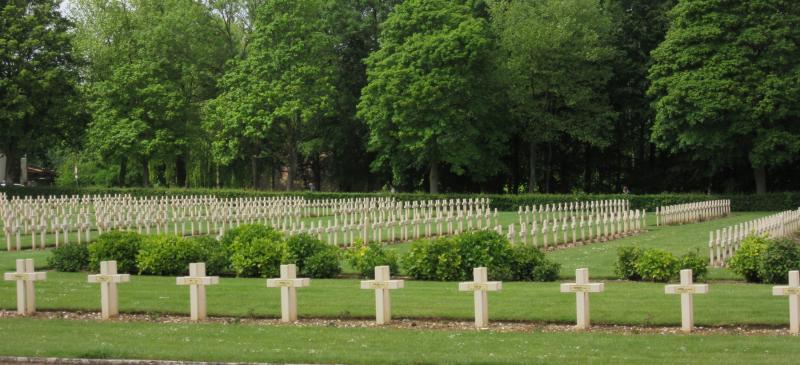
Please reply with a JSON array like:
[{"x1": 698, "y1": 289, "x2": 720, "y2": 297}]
[{"x1": 1, "y1": 0, "x2": 799, "y2": 194}]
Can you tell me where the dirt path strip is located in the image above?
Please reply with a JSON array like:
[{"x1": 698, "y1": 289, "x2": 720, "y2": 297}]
[
  {"x1": 0, "y1": 356, "x2": 335, "y2": 365},
  {"x1": 0, "y1": 310, "x2": 795, "y2": 336}
]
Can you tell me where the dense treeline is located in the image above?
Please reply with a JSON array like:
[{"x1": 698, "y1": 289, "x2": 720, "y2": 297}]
[{"x1": 1, "y1": 0, "x2": 798, "y2": 194}]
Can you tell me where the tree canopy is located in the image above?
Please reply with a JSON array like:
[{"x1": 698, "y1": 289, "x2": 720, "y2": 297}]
[{"x1": 1, "y1": 0, "x2": 797, "y2": 194}]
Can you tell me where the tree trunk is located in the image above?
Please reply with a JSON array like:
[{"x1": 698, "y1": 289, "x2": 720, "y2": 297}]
[
  {"x1": 251, "y1": 155, "x2": 258, "y2": 189},
  {"x1": 528, "y1": 140, "x2": 537, "y2": 193},
  {"x1": 753, "y1": 166, "x2": 767, "y2": 194},
  {"x1": 118, "y1": 158, "x2": 127, "y2": 187},
  {"x1": 429, "y1": 160, "x2": 439, "y2": 194},
  {"x1": 4, "y1": 147, "x2": 17, "y2": 184},
  {"x1": 313, "y1": 154, "x2": 322, "y2": 192},
  {"x1": 545, "y1": 143, "x2": 552, "y2": 193},
  {"x1": 176, "y1": 154, "x2": 187, "y2": 187},
  {"x1": 287, "y1": 144, "x2": 297, "y2": 192},
  {"x1": 141, "y1": 158, "x2": 150, "y2": 187}
]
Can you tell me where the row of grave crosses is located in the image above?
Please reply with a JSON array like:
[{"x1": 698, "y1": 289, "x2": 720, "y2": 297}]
[
  {"x1": 656, "y1": 200, "x2": 730, "y2": 226},
  {"x1": 6, "y1": 259, "x2": 800, "y2": 334},
  {"x1": 0, "y1": 194, "x2": 494, "y2": 251},
  {"x1": 709, "y1": 208, "x2": 800, "y2": 267},
  {"x1": 502, "y1": 209, "x2": 646, "y2": 248},
  {"x1": 280, "y1": 208, "x2": 500, "y2": 247},
  {"x1": 517, "y1": 199, "x2": 630, "y2": 227}
]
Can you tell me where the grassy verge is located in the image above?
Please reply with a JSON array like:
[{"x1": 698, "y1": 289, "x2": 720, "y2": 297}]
[
  {"x1": 0, "y1": 317, "x2": 795, "y2": 365},
  {"x1": 0, "y1": 272, "x2": 791, "y2": 327}
]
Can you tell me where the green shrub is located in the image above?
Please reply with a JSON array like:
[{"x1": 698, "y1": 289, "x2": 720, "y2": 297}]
[
  {"x1": 229, "y1": 231, "x2": 287, "y2": 278},
  {"x1": 48, "y1": 243, "x2": 90, "y2": 272},
  {"x1": 455, "y1": 231, "x2": 514, "y2": 281},
  {"x1": 758, "y1": 238, "x2": 800, "y2": 284},
  {"x1": 615, "y1": 246, "x2": 643, "y2": 280},
  {"x1": 88, "y1": 231, "x2": 143, "y2": 273},
  {"x1": 137, "y1": 235, "x2": 208, "y2": 276},
  {"x1": 510, "y1": 245, "x2": 560, "y2": 281},
  {"x1": 189, "y1": 236, "x2": 231, "y2": 276},
  {"x1": 286, "y1": 234, "x2": 341, "y2": 278},
  {"x1": 679, "y1": 249, "x2": 708, "y2": 281},
  {"x1": 346, "y1": 241, "x2": 399, "y2": 279},
  {"x1": 220, "y1": 224, "x2": 279, "y2": 248},
  {"x1": 403, "y1": 238, "x2": 463, "y2": 281},
  {"x1": 635, "y1": 249, "x2": 679, "y2": 282},
  {"x1": 728, "y1": 235, "x2": 770, "y2": 282}
]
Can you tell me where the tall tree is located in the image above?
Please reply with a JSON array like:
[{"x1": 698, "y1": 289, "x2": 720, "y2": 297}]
[
  {"x1": 205, "y1": 0, "x2": 338, "y2": 191},
  {"x1": 359, "y1": 0, "x2": 505, "y2": 193},
  {"x1": 74, "y1": 0, "x2": 228, "y2": 187},
  {"x1": 488, "y1": 0, "x2": 617, "y2": 193},
  {"x1": 649, "y1": 0, "x2": 800, "y2": 194},
  {"x1": 0, "y1": 0, "x2": 83, "y2": 183}
]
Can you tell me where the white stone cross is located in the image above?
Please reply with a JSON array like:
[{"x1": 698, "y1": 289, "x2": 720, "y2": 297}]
[
  {"x1": 88, "y1": 260, "x2": 130, "y2": 319},
  {"x1": 560, "y1": 268, "x2": 604, "y2": 330},
  {"x1": 360, "y1": 265, "x2": 404, "y2": 324},
  {"x1": 4, "y1": 259, "x2": 46, "y2": 315},
  {"x1": 665, "y1": 269, "x2": 708, "y2": 332},
  {"x1": 176, "y1": 262, "x2": 219, "y2": 321},
  {"x1": 266, "y1": 264, "x2": 310, "y2": 322},
  {"x1": 772, "y1": 270, "x2": 800, "y2": 334},
  {"x1": 459, "y1": 267, "x2": 502, "y2": 328}
]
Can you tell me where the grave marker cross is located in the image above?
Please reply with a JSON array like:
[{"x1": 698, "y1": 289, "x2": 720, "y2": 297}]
[
  {"x1": 772, "y1": 270, "x2": 800, "y2": 334},
  {"x1": 458, "y1": 267, "x2": 502, "y2": 329},
  {"x1": 560, "y1": 268, "x2": 604, "y2": 330},
  {"x1": 665, "y1": 269, "x2": 708, "y2": 333},
  {"x1": 88, "y1": 260, "x2": 130, "y2": 319},
  {"x1": 266, "y1": 264, "x2": 310, "y2": 322},
  {"x1": 360, "y1": 265, "x2": 404, "y2": 325},
  {"x1": 176, "y1": 263, "x2": 219, "y2": 321},
  {"x1": 4, "y1": 259, "x2": 46, "y2": 315}
]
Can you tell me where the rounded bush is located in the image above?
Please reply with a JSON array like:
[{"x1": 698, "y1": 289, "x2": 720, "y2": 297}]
[
  {"x1": 728, "y1": 235, "x2": 769, "y2": 282},
  {"x1": 679, "y1": 249, "x2": 708, "y2": 281},
  {"x1": 286, "y1": 234, "x2": 341, "y2": 278},
  {"x1": 403, "y1": 238, "x2": 462, "y2": 281},
  {"x1": 615, "y1": 246, "x2": 643, "y2": 280},
  {"x1": 220, "y1": 224, "x2": 279, "y2": 248},
  {"x1": 511, "y1": 245, "x2": 560, "y2": 281},
  {"x1": 758, "y1": 238, "x2": 800, "y2": 284},
  {"x1": 346, "y1": 241, "x2": 399, "y2": 279},
  {"x1": 230, "y1": 235, "x2": 287, "y2": 278},
  {"x1": 635, "y1": 249, "x2": 678, "y2": 282},
  {"x1": 137, "y1": 235, "x2": 208, "y2": 276},
  {"x1": 48, "y1": 243, "x2": 90, "y2": 272},
  {"x1": 455, "y1": 231, "x2": 514, "y2": 281},
  {"x1": 88, "y1": 231, "x2": 143, "y2": 273},
  {"x1": 189, "y1": 236, "x2": 231, "y2": 276}
]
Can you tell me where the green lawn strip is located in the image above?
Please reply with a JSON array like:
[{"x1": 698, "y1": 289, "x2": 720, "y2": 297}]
[
  {"x1": 0, "y1": 317, "x2": 794, "y2": 365},
  {"x1": 546, "y1": 212, "x2": 773, "y2": 280},
  {"x1": 0, "y1": 272, "x2": 790, "y2": 326}
]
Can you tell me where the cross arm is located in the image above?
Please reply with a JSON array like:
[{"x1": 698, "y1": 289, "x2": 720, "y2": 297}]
[
  {"x1": 88, "y1": 274, "x2": 131, "y2": 283},
  {"x1": 459, "y1": 281, "x2": 502, "y2": 292},
  {"x1": 773, "y1": 286, "x2": 800, "y2": 296},
  {"x1": 665, "y1": 284, "x2": 708, "y2": 295},
  {"x1": 267, "y1": 278, "x2": 310, "y2": 288},
  {"x1": 4, "y1": 272, "x2": 46, "y2": 281},
  {"x1": 361, "y1": 280, "x2": 404, "y2": 290},
  {"x1": 177, "y1": 276, "x2": 219, "y2": 286},
  {"x1": 560, "y1": 283, "x2": 604, "y2": 293}
]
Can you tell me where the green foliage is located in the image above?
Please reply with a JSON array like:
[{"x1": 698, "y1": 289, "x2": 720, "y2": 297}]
[
  {"x1": 679, "y1": 249, "x2": 709, "y2": 281},
  {"x1": 0, "y1": 0, "x2": 84, "y2": 181},
  {"x1": 189, "y1": 236, "x2": 231, "y2": 276},
  {"x1": 729, "y1": 235, "x2": 770, "y2": 282},
  {"x1": 137, "y1": 235, "x2": 208, "y2": 276},
  {"x1": 48, "y1": 243, "x2": 90, "y2": 272},
  {"x1": 456, "y1": 231, "x2": 515, "y2": 281},
  {"x1": 346, "y1": 241, "x2": 399, "y2": 279},
  {"x1": 615, "y1": 246, "x2": 643, "y2": 280},
  {"x1": 404, "y1": 231, "x2": 558, "y2": 281},
  {"x1": 489, "y1": 0, "x2": 617, "y2": 191},
  {"x1": 648, "y1": 0, "x2": 800, "y2": 192},
  {"x1": 220, "y1": 224, "x2": 282, "y2": 249},
  {"x1": 88, "y1": 231, "x2": 143, "y2": 274},
  {"x1": 358, "y1": 0, "x2": 505, "y2": 192},
  {"x1": 403, "y1": 238, "x2": 463, "y2": 281},
  {"x1": 758, "y1": 238, "x2": 800, "y2": 284},
  {"x1": 634, "y1": 249, "x2": 679, "y2": 282},
  {"x1": 229, "y1": 234, "x2": 288, "y2": 278},
  {"x1": 510, "y1": 245, "x2": 560, "y2": 282},
  {"x1": 286, "y1": 234, "x2": 341, "y2": 278}
]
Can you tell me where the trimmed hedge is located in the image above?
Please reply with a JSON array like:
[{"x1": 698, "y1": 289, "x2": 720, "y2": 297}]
[
  {"x1": 88, "y1": 231, "x2": 143, "y2": 274},
  {"x1": 3, "y1": 186, "x2": 799, "y2": 211},
  {"x1": 616, "y1": 246, "x2": 709, "y2": 282},
  {"x1": 137, "y1": 235, "x2": 209, "y2": 276}
]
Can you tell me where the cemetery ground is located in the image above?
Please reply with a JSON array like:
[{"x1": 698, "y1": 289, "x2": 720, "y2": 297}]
[{"x1": 0, "y1": 210, "x2": 796, "y2": 364}]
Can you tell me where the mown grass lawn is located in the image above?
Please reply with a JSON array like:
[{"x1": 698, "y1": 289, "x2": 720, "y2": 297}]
[
  {"x1": 0, "y1": 271, "x2": 791, "y2": 327},
  {"x1": 0, "y1": 317, "x2": 795, "y2": 365}
]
